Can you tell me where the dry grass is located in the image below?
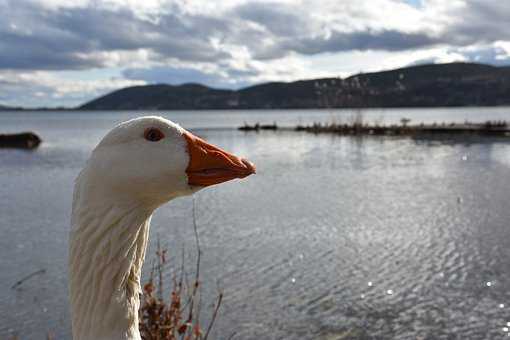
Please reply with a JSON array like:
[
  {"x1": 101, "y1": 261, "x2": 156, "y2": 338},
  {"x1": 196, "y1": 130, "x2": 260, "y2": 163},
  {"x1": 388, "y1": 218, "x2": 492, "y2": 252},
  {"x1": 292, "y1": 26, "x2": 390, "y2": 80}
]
[
  {"x1": 8, "y1": 202, "x2": 223, "y2": 340},
  {"x1": 139, "y1": 202, "x2": 223, "y2": 340},
  {"x1": 294, "y1": 117, "x2": 510, "y2": 136}
]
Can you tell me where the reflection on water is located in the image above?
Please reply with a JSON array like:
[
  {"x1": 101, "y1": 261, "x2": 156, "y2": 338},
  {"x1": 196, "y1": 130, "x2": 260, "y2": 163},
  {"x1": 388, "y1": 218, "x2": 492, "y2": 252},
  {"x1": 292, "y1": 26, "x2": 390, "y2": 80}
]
[{"x1": 2, "y1": 110, "x2": 510, "y2": 339}]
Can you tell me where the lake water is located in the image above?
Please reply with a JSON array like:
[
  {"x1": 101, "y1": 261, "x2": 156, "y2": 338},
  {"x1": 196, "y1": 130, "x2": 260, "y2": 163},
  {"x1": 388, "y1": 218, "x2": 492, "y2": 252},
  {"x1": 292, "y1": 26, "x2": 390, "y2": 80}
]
[{"x1": 2, "y1": 107, "x2": 510, "y2": 339}]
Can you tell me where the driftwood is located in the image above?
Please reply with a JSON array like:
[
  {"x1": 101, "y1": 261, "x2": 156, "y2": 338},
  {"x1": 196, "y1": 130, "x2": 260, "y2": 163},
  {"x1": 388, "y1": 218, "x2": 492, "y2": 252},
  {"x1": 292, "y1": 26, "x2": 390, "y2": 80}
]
[
  {"x1": 0, "y1": 132, "x2": 41, "y2": 149},
  {"x1": 238, "y1": 122, "x2": 278, "y2": 131},
  {"x1": 241, "y1": 120, "x2": 510, "y2": 137}
]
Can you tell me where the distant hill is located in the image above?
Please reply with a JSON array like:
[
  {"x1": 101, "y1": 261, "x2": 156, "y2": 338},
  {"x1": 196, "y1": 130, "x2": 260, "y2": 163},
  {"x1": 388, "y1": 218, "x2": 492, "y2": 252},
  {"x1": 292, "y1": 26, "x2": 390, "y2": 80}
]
[
  {"x1": 0, "y1": 103, "x2": 28, "y2": 110},
  {"x1": 0, "y1": 105, "x2": 69, "y2": 111},
  {"x1": 79, "y1": 62, "x2": 510, "y2": 110},
  {"x1": 0, "y1": 104, "x2": 17, "y2": 110}
]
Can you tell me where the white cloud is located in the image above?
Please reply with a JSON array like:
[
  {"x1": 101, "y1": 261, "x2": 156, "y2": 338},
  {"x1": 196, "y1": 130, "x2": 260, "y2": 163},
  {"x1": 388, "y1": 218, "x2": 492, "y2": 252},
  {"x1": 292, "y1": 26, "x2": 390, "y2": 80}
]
[
  {"x1": 494, "y1": 41, "x2": 510, "y2": 58},
  {"x1": 1, "y1": 0, "x2": 510, "y2": 106},
  {"x1": 0, "y1": 70, "x2": 146, "y2": 107}
]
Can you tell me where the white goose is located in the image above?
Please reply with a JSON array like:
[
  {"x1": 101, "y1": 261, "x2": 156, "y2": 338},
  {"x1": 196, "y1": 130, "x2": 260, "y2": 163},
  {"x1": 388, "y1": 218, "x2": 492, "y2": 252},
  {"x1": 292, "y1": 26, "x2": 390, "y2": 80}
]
[{"x1": 68, "y1": 116, "x2": 255, "y2": 340}]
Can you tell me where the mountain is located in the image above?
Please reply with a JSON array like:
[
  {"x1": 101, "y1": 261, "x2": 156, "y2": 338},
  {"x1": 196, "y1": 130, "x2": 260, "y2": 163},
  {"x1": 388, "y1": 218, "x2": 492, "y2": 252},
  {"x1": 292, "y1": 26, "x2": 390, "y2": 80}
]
[
  {"x1": 0, "y1": 106, "x2": 26, "y2": 111},
  {"x1": 0, "y1": 104, "x2": 67, "y2": 111},
  {"x1": 79, "y1": 62, "x2": 510, "y2": 110},
  {"x1": 0, "y1": 104, "x2": 17, "y2": 110}
]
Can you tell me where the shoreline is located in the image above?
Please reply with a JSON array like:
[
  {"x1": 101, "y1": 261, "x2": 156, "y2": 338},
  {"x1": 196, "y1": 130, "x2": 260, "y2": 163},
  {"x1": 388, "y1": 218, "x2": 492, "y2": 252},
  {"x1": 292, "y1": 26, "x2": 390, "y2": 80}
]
[{"x1": 239, "y1": 121, "x2": 510, "y2": 137}]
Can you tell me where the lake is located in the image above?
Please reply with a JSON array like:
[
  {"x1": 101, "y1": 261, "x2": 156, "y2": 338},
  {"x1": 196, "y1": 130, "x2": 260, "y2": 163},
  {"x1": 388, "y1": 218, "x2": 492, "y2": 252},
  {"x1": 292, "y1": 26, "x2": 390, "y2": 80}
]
[{"x1": 2, "y1": 107, "x2": 510, "y2": 339}]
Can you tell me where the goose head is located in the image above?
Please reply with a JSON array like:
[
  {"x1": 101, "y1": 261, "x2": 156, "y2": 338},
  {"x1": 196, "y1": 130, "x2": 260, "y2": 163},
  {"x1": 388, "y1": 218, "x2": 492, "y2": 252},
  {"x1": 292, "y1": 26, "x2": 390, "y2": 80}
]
[
  {"x1": 69, "y1": 116, "x2": 255, "y2": 340},
  {"x1": 79, "y1": 115, "x2": 255, "y2": 208}
]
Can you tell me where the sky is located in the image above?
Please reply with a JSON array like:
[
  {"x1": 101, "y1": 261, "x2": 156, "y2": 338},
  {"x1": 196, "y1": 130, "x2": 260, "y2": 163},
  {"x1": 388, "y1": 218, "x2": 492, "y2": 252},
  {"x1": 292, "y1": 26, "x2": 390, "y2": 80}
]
[{"x1": 1, "y1": 0, "x2": 510, "y2": 107}]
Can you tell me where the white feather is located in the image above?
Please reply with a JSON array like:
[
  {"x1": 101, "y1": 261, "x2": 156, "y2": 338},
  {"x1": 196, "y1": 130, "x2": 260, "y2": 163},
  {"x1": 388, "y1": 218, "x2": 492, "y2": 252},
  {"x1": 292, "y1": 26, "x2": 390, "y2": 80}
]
[{"x1": 69, "y1": 117, "x2": 195, "y2": 340}]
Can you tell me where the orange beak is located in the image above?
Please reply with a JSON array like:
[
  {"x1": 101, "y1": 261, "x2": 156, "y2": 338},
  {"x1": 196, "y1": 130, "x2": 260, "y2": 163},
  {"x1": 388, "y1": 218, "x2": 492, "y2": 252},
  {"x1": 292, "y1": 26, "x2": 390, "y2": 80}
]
[{"x1": 184, "y1": 131, "x2": 256, "y2": 187}]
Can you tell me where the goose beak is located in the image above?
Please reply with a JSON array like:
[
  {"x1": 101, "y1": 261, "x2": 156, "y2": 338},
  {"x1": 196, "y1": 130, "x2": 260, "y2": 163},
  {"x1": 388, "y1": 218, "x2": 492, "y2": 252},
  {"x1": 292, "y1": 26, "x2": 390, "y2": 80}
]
[{"x1": 184, "y1": 131, "x2": 256, "y2": 187}]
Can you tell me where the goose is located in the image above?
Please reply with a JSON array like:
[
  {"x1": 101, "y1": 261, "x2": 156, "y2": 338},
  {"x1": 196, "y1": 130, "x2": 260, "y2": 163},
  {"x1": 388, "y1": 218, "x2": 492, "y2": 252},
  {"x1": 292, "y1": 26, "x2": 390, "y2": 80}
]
[{"x1": 68, "y1": 116, "x2": 255, "y2": 340}]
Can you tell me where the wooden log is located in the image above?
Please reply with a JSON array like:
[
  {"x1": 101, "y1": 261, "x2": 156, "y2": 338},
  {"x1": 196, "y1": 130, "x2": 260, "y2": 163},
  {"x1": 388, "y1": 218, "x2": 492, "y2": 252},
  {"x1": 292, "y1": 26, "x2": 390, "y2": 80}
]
[{"x1": 0, "y1": 132, "x2": 41, "y2": 149}]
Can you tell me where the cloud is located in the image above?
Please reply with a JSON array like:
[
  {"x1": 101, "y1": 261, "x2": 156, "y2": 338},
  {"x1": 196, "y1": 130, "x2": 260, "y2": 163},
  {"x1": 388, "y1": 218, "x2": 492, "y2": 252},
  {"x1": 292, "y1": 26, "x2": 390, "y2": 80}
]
[
  {"x1": 233, "y1": 2, "x2": 309, "y2": 37},
  {"x1": 0, "y1": 3, "x2": 103, "y2": 70},
  {"x1": 446, "y1": 2, "x2": 510, "y2": 44},
  {"x1": 397, "y1": 43, "x2": 510, "y2": 68},
  {"x1": 0, "y1": 70, "x2": 145, "y2": 107},
  {"x1": 258, "y1": 30, "x2": 441, "y2": 60},
  {"x1": 228, "y1": 1, "x2": 441, "y2": 59},
  {"x1": 0, "y1": 0, "x2": 230, "y2": 70},
  {"x1": 456, "y1": 44, "x2": 510, "y2": 66},
  {"x1": 1, "y1": 0, "x2": 510, "y2": 106},
  {"x1": 230, "y1": 1, "x2": 510, "y2": 60},
  {"x1": 2, "y1": 0, "x2": 509, "y2": 72},
  {"x1": 123, "y1": 66, "x2": 254, "y2": 88}
]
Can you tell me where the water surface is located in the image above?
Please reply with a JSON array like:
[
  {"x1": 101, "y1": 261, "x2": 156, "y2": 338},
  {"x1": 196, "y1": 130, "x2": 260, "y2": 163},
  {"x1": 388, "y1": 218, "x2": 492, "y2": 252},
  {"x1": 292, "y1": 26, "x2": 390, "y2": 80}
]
[{"x1": 2, "y1": 108, "x2": 510, "y2": 339}]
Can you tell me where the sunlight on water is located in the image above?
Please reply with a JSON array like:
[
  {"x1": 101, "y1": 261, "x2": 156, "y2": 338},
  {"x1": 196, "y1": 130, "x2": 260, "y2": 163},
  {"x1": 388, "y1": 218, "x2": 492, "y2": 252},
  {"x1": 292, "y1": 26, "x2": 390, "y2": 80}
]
[{"x1": 2, "y1": 109, "x2": 510, "y2": 339}]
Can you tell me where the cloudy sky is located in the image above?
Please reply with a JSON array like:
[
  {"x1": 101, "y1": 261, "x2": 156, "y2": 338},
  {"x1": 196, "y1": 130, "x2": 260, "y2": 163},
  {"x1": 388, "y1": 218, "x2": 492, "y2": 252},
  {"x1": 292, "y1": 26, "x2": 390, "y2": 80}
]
[{"x1": 1, "y1": 0, "x2": 509, "y2": 107}]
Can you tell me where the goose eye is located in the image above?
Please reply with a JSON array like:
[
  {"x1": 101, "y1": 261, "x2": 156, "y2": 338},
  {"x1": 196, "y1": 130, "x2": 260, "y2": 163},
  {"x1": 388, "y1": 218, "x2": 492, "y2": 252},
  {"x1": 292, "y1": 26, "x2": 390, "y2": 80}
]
[{"x1": 144, "y1": 128, "x2": 165, "y2": 142}]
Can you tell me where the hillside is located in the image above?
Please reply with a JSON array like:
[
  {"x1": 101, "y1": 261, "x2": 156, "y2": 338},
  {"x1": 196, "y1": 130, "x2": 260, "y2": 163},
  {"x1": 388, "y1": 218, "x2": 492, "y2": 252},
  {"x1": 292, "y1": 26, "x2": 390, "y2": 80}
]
[
  {"x1": 0, "y1": 104, "x2": 19, "y2": 110},
  {"x1": 79, "y1": 62, "x2": 510, "y2": 110}
]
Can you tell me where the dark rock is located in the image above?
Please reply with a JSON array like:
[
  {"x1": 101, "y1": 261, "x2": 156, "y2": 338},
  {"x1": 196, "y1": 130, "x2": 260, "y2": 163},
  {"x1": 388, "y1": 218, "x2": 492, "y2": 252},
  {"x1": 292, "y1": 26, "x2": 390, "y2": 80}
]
[
  {"x1": 260, "y1": 123, "x2": 278, "y2": 130},
  {"x1": 0, "y1": 132, "x2": 41, "y2": 149},
  {"x1": 238, "y1": 123, "x2": 260, "y2": 131}
]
